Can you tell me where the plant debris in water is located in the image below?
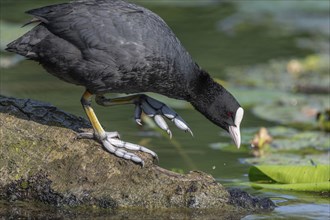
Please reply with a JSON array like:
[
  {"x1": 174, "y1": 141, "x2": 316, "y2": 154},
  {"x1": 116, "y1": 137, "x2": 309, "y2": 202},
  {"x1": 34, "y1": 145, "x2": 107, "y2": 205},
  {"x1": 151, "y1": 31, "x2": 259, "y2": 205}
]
[
  {"x1": 240, "y1": 126, "x2": 329, "y2": 165},
  {"x1": 316, "y1": 109, "x2": 330, "y2": 132},
  {"x1": 250, "y1": 127, "x2": 273, "y2": 157}
]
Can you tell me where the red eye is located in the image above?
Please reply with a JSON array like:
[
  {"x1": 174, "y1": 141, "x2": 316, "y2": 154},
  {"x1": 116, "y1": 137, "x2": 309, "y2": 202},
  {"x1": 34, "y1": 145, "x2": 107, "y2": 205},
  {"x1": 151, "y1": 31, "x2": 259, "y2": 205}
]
[{"x1": 227, "y1": 111, "x2": 233, "y2": 118}]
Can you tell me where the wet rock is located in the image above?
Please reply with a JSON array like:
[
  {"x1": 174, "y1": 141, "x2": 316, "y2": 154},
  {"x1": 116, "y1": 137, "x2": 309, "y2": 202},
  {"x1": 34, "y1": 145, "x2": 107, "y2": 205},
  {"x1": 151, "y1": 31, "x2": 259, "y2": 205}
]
[
  {"x1": 0, "y1": 96, "x2": 275, "y2": 218},
  {"x1": 228, "y1": 188, "x2": 276, "y2": 211}
]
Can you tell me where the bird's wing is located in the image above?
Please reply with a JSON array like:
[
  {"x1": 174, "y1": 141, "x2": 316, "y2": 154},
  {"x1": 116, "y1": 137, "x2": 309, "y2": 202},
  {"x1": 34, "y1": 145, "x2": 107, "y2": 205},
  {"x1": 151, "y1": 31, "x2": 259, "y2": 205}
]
[{"x1": 25, "y1": 1, "x2": 182, "y2": 71}]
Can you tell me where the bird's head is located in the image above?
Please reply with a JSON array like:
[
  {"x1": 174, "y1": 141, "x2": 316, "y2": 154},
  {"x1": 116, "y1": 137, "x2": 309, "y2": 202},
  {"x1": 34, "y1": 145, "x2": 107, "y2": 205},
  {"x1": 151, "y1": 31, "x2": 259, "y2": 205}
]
[
  {"x1": 189, "y1": 69, "x2": 244, "y2": 148},
  {"x1": 208, "y1": 92, "x2": 244, "y2": 148}
]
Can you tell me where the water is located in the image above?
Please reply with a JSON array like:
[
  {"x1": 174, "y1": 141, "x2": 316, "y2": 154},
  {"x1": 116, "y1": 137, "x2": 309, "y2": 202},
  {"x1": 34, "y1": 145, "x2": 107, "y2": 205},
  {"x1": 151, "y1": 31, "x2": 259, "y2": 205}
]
[{"x1": 1, "y1": 0, "x2": 329, "y2": 219}]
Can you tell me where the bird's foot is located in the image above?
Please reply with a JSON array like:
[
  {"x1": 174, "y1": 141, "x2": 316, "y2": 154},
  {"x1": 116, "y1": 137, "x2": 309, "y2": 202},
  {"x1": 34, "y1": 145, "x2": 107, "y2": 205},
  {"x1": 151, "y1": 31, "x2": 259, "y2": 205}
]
[
  {"x1": 135, "y1": 95, "x2": 193, "y2": 138},
  {"x1": 77, "y1": 131, "x2": 158, "y2": 167}
]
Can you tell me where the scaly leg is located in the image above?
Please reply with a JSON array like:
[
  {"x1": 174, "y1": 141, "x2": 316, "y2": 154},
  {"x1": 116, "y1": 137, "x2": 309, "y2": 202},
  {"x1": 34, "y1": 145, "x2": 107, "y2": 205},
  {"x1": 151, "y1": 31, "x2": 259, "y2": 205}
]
[
  {"x1": 95, "y1": 94, "x2": 193, "y2": 138},
  {"x1": 79, "y1": 91, "x2": 158, "y2": 166}
]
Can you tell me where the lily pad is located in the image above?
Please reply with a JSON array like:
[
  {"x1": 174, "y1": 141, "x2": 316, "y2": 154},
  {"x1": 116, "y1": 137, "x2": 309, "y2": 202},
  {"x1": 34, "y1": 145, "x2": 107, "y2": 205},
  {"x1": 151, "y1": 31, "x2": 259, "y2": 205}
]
[
  {"x1": 242, "y1": 153, "x2": 330, "y2": 166},
  {"x1": 253, "y1": 126, "x2": 329, "y2": 152},
  {"x1": 214, "y1": 126, "x2": 329, "y2": 156},
  {"x1": 250, "y1": 181, "x2": 329, "y2": 192},
  {"x1": 248, "y1": 165, "x2": 330, "y2": 192},
  {"x1": 252, "y1": 94, "x2": 329, "y2": 126},
  {"x1": 272, "y1": 131, "x2": 330, "y2": 152},
  {"x1": 240, "y1": 126, "x2": 329, "y2": 166},
  {"x1": 226, "y1": 54, "x2": 330, "y2": 94},
  {"x1": 227, "y1": 86, "x2": 290, "y2": 107},
  {"x1": 225, "y1": 1, "x2": 330, "y2": 57}
]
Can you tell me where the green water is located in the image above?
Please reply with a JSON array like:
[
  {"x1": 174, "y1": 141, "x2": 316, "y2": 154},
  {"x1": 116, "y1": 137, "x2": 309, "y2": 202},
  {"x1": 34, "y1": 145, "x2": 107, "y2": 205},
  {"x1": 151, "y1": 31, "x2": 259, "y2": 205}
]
[{"x1": 1, "y1": 0, "x2": 329, "y2": 219}]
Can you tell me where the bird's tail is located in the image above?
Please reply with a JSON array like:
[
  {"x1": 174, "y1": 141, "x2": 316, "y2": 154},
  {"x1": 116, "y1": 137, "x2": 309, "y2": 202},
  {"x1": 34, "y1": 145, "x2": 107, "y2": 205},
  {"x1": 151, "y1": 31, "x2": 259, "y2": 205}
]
[{"x1": 6, "y1": 24, "x2": 48, "y2": 60}]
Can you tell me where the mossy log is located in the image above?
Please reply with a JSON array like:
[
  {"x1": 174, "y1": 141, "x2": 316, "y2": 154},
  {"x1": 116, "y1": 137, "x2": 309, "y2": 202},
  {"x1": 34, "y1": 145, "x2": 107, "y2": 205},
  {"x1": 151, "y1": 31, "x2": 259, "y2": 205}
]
[{"x1": 0, "y1": 96, "x2": 274, "y2": 219}]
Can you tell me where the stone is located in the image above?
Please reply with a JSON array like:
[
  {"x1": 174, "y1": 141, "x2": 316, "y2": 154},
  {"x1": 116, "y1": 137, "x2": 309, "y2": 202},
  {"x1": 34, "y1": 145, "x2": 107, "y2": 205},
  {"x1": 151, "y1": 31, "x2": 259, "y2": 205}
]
[{"x1": 0, "y1": 96, "x2": 275, "y2": 219}]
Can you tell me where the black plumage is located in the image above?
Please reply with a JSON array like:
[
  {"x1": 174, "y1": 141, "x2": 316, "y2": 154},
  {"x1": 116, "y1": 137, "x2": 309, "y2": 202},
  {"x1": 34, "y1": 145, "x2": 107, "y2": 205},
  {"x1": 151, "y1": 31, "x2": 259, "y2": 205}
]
[
  {"x1": 13, "y1": 0, "x2": 194, "y2": 96},
  {"x1": 6, "y1": 0, "x2": 244, "y2": 165}
]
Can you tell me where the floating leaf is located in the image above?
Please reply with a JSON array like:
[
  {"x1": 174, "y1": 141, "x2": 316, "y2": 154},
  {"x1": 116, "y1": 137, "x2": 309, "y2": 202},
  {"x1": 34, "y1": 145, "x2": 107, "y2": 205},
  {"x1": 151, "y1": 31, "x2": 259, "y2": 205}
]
[
  {"x1": 252, "y1": 94, "x2": 329, "y2": 126},
  {"x1": 248, "y1": 165, "x2": 330, "y2": 192},
  {"x1": 226, "y1": 87, "x2": 289, "y2": 107},
  {"x1": 226, "y1": 54, "x2": 330, "y2": 94},
  {"x1": 272, "y1": 131, "x2": 330, "y2": 152},
  {"x1": 250, "y1": 181, "x2": 329, "y2": 192},
  {"x1": 242, "y1": 153, "x2": 330, "y2": 166}
]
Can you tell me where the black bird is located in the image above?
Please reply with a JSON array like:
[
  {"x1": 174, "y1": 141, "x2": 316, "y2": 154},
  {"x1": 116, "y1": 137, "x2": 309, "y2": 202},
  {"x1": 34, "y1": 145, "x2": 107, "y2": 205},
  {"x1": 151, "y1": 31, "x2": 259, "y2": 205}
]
[{"x1": 6, "y1": 0, "x2": 244, "y2": 166}]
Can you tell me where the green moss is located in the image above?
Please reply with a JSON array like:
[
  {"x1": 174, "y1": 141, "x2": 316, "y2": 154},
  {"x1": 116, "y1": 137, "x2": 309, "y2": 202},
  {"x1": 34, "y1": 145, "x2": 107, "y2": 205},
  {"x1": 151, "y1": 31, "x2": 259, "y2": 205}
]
[
  {"x1": 20, "y1": 181, "x2": 29, "y2": 189},
  {"x1": 170, "y1": 168, "x2": 185, "y2": 174}
]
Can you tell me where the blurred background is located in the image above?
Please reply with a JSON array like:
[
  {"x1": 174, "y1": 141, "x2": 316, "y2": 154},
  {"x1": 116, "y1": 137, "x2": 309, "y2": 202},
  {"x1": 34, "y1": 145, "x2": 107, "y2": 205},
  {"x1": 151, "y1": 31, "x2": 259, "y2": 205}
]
[{"x1": 1, "y1": 0, "x2": 329, "y2": 219}]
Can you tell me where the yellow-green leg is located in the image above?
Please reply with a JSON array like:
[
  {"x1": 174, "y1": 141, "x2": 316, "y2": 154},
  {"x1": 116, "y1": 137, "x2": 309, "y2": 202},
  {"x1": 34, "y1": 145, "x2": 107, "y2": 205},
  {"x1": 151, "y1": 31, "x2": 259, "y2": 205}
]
[
  {"x1": 79, "y1": 90, "x2": 158, "y2": 166},
  {"x1": 81, "y1": 91, "x2": 106, "y2": 140}
]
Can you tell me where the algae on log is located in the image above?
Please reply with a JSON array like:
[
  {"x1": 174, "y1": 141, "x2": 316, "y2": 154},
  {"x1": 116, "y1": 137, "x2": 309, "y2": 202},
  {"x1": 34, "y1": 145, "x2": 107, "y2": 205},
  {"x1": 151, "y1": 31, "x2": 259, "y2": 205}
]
[{"x1": 0, "y1": 96, "x2": 274, "y2": 217}]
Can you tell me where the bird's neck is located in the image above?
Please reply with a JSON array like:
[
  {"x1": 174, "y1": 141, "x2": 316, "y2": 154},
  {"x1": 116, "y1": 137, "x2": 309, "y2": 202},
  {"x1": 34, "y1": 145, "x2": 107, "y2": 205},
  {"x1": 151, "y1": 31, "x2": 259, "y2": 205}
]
[{"x1": 187, "y1": 69, "x2": 227, "y2": 126}]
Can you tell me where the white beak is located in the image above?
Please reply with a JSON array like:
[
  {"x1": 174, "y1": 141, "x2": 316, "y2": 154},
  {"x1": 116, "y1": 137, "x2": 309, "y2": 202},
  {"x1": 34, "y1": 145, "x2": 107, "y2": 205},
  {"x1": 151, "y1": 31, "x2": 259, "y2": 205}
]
[{"x1": 229, "y1": 107, "x2": 244, "y2": 148}]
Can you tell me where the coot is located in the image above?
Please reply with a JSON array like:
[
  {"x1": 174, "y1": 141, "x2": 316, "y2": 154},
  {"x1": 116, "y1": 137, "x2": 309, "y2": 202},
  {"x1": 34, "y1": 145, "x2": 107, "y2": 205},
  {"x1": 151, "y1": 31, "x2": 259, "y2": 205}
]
[{"x1": 6, "y1": 0, "x2": 244, "y2": 166}]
